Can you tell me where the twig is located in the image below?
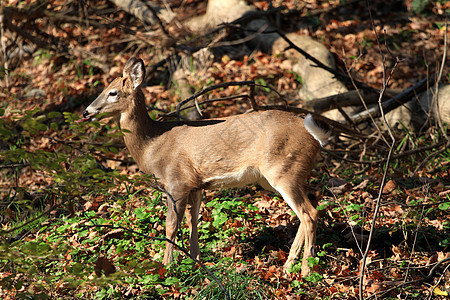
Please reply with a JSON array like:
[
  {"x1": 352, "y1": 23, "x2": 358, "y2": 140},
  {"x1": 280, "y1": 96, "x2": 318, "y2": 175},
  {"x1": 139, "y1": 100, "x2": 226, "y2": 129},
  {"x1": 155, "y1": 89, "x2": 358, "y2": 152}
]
[
  {"x1": 151, "y1": 174, "x2": 185, "y2": 249},
  {"x1": 157, "y1": 95, "x2": 251, "y2": 119},
  {"x1": 380, "y1": 199, "x2": 450, "y2": 208},
  {"x1": 426, "y1": 263, "x2": 450, "y2": 300},
  {"x1": 0, "y1": 163, "x2": 30, "y2": 169},
  {"x1": 193, "y1": 95, "x2": 204, "y2": 118},
  {"x1": 50, "y1": 137, "x2": 125, "y2": 148},
  {"x1": 249, "y1": 83, "x2": 258, "y2": 111},
  {"x1": 432, "y1": 21, "x2": 448, "y2": 142},
  {"x1": 3, "y1": 13, "x2": 59, "y2": 52},
  {"x1": 366, "y1": 257, "x2": 450, "y2": 300},
  {"x1": 48, "y1": 136, "x2": 133, "y2": 164},
  {"x1": 343, "y1": 49, "x2": 390, "y2": 146},
  {"x1": 330, "y1": 191, "x2": 364, "y2": 256},
  {"x1": 213, "y1": 23, "x2": 269, "y2": 47},
  {"x1": 142, "y1": 1, "x2": 171, "y2": 38},
  {"x1": 92, "y1": 151, "x2": 134, "y2": 165},
  {"x1": 175, "y1": 81, "x2": 255, "y2": 120},
  {"x1": 359, "y1": 4, "x2": 397, "y2": 299},
  {"x1": 400, "y1": 206, "x2": 425, "y2": 298},
  {"x1": 324, "y1": 140, "x2": 445, "y2": 165},
  {"x1": 412, "y1": 141, "x2": 450, "y2": 175}
]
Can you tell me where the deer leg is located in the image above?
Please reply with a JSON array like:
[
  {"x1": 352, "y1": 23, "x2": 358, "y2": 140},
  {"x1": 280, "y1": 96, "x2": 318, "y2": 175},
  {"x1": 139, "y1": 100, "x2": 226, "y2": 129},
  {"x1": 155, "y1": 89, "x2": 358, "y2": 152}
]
[
  {"x1": 276, "y1": 186, "x2": 318, "y2": 277},
  {"x1": 185, "y1": 190, "x2": 202, "y2": 261},
  {"x1": 163, "y1": 192, "x2": 188, "y2": 265},
  {"x1": 284, "y1": 221, "x2": 306, "y2": 271}
]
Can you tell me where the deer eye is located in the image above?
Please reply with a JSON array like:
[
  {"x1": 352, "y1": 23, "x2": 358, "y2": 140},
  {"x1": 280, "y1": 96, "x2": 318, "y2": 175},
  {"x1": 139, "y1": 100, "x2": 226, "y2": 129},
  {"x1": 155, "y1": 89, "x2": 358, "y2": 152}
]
[{"x1": 107, "y1": 90, "x2": 119, "y2": 103}]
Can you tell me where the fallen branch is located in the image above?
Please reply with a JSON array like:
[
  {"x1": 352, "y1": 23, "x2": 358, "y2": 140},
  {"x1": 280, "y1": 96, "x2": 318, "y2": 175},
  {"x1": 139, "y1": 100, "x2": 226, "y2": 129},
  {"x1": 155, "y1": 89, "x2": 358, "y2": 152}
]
[
  {"x1": 351, "y1": 75, "x2": 435, "y2": 124},
  {"x1": 302, "y1": 90, "x2": 382, "y2": 113}
]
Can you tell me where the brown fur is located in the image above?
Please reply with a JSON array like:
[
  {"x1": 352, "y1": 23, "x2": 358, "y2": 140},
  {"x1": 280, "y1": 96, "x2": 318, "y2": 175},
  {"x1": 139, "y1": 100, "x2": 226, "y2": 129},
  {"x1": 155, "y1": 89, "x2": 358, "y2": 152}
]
[{"x1": 84, "y1": 57, "x2": 328, "y2": 276}]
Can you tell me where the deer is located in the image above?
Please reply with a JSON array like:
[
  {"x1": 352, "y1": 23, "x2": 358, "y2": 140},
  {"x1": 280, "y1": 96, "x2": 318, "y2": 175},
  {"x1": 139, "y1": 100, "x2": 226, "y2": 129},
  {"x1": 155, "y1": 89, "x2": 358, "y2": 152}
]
[{"x1": 81, "y1": 57, "x2": 331, "y2": 277}]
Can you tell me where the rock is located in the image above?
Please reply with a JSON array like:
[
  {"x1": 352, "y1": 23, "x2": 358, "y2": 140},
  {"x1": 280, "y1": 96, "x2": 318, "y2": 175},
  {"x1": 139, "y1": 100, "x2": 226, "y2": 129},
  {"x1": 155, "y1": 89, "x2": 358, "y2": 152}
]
[
  {"x1": 272, "y1": 33, "x2": 349, "y2": 121},
  {"x1": 384, "y1": 83, "x2": 450, "y2": 131},
  {"x1": 185, "y1": 0, "x2": 254, "y2": 32},
  {"x1": 418, "y1": 83, "x2": 450, "y2": 126},
  {"x1": 245, "y1": 19, "x2": 280, "y2": 52},
  {"x1": 272, "y1": 33, "x2": 348, "y2": 102},
  {"x1": 25, "y1": 88, "x2": 46, "y2": 98},
  {"x1": 185, "y1": 1, "x2": 351, "y2": 121}
]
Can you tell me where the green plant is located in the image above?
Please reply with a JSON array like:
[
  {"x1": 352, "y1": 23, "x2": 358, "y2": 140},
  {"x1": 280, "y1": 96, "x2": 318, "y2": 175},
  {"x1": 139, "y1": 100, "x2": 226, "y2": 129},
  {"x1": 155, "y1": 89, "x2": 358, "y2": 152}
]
[
  {"x1": 287, "y1": 70, "x2": 303, "y2": 84},
  {"x1": 200, "y1": 196, "x2": 260, "y2": 245},
  {"x1": 194, "y1": 258, "x2": 271, "y2": 300},
  {"x1": 254, "y1": 78, "x2": 271, "y2": 92},
  {"x1": 411, "y1": 0, "x2": 430, "y2": 14},
  {"x1": 33, "y1": 49, "x2": 52, "y2": 66}
]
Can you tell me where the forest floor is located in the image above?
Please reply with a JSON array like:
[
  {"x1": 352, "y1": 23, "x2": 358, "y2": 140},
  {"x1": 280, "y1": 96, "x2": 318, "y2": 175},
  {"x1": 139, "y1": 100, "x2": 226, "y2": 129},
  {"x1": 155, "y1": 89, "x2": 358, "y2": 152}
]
[{"x1": 1, "y1": 0, "x2": 449, "y2": 299}]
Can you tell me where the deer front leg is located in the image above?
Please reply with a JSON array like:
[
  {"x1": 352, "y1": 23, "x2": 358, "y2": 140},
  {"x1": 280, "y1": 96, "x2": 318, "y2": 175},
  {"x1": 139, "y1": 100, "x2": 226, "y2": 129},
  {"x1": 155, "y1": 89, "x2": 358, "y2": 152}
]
[
  {"x1": 185, "y1": 190, "x2": 202, "y2": 261},
  {"x1": 284, "y1": 221, "x2": 306, "y2": 272},
  {"x1": 163, "y1": 194, "x2": 187, "y2": 265}
]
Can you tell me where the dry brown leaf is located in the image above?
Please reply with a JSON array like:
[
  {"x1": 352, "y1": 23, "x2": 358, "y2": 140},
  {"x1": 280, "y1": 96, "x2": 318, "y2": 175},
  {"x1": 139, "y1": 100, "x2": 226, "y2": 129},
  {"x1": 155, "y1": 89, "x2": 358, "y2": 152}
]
[
  {"x1": 382, "y1": 180, "x2": 397, "y2": 194},
  {"x1": 94, "y1": 256, "x2": 116, "y2": 277}
]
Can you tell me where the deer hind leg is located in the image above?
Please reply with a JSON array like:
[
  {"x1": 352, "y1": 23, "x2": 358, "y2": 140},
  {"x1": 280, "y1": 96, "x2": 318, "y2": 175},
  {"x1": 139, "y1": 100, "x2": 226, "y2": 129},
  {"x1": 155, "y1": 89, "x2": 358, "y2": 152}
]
[
  {"x1": 185, "y1": 190, "x2": 202, "y2": 261},
  {"x1": 276, "y1": 185, "x2": 318, "y2": 277},
  {"x1": 163, "y1": 191, "x2": 188, "y2": 265}
]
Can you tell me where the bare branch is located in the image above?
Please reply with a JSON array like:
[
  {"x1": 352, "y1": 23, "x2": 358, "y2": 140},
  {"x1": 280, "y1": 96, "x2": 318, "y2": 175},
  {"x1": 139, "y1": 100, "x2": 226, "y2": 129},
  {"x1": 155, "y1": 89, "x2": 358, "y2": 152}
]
[
  {"x1": 175, "y1": 81, "x2": 255, "y2": 120},
  {"x1": 302, "y1": 89, "x2": 399, "y2": 114},
  {"x1": 274, "y1": 28, "x2": 377, "y2": 94},
  {"x1": 359, "y1": 3, "x2": 397, "y2": 299},
  {"x1": 366, "y1": 257, "x2": 450, "y2": 300},
  {"x1": 351, "y1": 75, "x2": 435, "y2": 124}
]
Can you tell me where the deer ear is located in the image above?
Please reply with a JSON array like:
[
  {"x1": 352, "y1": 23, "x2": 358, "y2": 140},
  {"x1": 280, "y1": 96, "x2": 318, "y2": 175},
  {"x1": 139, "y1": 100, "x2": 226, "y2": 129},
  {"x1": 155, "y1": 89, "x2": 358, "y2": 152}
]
[{"x1": 123, "y1": 57, "x2": 145, "y2": 90}]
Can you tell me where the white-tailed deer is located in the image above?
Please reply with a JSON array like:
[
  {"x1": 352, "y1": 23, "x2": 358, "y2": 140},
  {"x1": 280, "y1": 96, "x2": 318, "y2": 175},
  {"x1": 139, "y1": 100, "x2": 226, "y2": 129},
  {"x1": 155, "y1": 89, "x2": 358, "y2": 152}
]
[{"x1": 82, "y1": 57, "x2": 330, "y2": 276}]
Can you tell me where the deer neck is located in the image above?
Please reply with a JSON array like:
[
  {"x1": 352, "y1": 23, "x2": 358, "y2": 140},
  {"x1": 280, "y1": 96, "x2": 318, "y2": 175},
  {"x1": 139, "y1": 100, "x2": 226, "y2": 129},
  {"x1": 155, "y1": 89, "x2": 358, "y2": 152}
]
[{"x1": 119, "y1": 90, "x2": 156, "y2": 167}]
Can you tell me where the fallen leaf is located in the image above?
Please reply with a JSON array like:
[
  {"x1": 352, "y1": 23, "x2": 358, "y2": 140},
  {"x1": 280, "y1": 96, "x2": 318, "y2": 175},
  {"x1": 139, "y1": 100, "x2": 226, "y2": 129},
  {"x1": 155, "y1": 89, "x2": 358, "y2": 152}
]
[
  {"x1": 433, "y1": 287, "x2": 448, "y2": 296},
  {"x1": 94, "y1": 256, "x2": 116, "y2": 276},
  {"x1": 382, "y1": 180, "x2": 397, "y2": 194}
]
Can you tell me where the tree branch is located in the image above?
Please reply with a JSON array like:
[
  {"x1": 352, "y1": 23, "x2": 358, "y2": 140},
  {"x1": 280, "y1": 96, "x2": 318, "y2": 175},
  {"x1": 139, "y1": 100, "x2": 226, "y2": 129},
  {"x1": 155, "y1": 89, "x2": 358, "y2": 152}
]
[{"x1": 351, "y1": 75, "x2": 435, "y2": 124}]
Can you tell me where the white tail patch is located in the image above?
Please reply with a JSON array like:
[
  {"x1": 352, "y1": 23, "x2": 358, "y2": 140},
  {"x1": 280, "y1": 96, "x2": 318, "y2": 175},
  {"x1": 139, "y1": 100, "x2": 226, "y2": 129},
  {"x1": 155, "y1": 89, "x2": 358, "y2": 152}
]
[{"x1": 304, "y1": 114, "x2": 331, "y2": 146}]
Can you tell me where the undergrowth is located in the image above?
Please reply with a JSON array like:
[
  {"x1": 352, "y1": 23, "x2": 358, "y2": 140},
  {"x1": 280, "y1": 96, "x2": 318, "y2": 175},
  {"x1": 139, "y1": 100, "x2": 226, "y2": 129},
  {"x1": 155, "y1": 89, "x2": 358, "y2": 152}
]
[{"x1": 1, "y1": 107, "x2": 449, "y2": 299}]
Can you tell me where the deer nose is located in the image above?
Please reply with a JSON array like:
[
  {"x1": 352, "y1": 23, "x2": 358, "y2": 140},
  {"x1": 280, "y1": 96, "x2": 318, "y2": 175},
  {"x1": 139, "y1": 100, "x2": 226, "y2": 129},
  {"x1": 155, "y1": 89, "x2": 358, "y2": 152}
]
[{"x1": 83, "y1": 110, "x2": 89, "y2": 118}]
